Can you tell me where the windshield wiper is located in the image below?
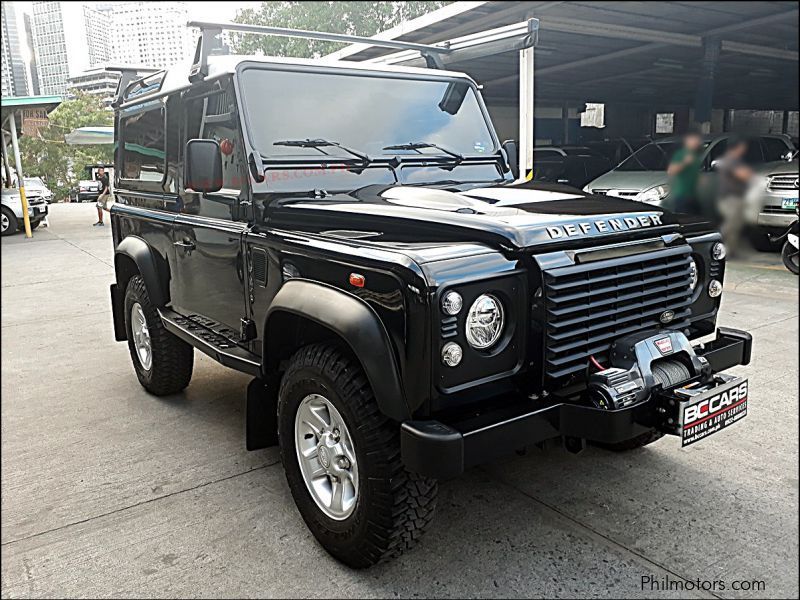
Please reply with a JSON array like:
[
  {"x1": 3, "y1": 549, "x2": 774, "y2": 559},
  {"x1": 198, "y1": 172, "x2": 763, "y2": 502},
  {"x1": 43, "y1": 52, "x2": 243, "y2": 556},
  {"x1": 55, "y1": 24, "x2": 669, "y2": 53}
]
[
  {"x1": 273, "y1": 138, "x2": 371, "y2": 164},
  {"x1": 383, "y1": 141, "x2": 463, "y2": 163}
]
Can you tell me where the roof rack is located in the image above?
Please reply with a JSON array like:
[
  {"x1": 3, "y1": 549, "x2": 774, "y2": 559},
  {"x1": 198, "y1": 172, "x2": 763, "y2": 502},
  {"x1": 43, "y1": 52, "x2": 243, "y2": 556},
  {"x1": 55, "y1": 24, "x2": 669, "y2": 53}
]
[
  {"x1": 107, "y1": 66, "x2": 162, "y2": 108},
  {"x1": 186, "y1": 20, "x2": 453, "y2": 81}
]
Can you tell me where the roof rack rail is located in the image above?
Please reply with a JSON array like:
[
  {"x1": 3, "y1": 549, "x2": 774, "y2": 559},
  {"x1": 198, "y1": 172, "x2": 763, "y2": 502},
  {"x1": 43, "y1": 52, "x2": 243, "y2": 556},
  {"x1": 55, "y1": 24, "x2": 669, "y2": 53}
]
[
  {"x1": 107, "y1": 66, "x2": 162, "y2": 108},
  {"x1": 186, "y1": 20, "x2": 453, "y2": 81}
]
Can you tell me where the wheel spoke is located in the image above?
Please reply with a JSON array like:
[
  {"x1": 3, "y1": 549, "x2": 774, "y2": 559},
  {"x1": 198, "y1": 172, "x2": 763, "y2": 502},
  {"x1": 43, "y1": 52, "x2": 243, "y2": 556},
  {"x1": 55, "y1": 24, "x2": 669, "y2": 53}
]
[{"x1": 330, "y1": 478, "x2": 344, "y2": 512}]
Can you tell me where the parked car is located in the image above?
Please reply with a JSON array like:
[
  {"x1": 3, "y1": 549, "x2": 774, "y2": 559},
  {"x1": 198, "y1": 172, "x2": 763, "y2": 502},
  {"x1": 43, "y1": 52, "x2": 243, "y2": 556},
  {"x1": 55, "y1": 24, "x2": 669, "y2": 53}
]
[
  {"x1": 532, "y1": 146, "x2": 612, "y2": 188},
  {"x1": 1, "y1": 188, "x2": 49, "y2": 236},
  {"x1": 23, "y1": 177, "x2": 53, "y2": 203},
  {"x1": 583, "y1": 137, "x2": 650, "y2": 167},
  {"x1": 745, "y1": 155, "x2": 799, "y2": 250},
  {"x1": 77, "y1": 179, "x2": 102, "y2": 202},
  {"x1": 108, "y1": 22, "x2": 753, "y2": 568},
  {"x1": 583, "y1": 134, "x2": 795, "y2": 206}
]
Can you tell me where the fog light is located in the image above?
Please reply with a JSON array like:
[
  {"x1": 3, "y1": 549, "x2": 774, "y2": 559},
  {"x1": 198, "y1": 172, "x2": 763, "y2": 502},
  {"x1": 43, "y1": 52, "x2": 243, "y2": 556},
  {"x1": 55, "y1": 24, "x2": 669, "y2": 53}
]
[
  {"x1": 708, "y1": 279, "x2": 723, "y2": 298},
  {"x1": 441, "y1": 342, "x2": 463, "y2": 367},
  {"x1": 711, "y1": 242, "x2": 727, "y2": 260},
  {"x1": 441, "y1": 291, "x2": 463, "y2": 315}
]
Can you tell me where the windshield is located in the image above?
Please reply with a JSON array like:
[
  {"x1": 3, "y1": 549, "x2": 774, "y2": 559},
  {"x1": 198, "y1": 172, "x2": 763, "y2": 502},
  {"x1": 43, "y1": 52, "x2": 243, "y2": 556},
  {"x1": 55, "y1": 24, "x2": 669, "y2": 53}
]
[
  {"x1": 239, "y1": 67, "x2": 496, "y2": 160},
  {"x1": 24, "y1": 177, "x2": 44, "y2": 187}
]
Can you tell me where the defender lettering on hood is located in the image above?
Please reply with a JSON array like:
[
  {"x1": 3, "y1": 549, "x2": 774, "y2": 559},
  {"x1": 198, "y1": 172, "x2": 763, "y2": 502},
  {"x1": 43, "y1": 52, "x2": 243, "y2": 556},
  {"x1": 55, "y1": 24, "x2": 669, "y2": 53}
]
[{"x1": 546, "y1": 214, "x2": 663, "y2": 239}]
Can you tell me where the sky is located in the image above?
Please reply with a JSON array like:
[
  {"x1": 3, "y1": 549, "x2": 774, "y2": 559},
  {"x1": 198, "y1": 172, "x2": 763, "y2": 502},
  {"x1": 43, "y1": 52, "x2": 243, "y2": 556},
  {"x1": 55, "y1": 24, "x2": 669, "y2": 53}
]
[{"x1": 9, "y1": 1, "x2": 262, "y2": 62}]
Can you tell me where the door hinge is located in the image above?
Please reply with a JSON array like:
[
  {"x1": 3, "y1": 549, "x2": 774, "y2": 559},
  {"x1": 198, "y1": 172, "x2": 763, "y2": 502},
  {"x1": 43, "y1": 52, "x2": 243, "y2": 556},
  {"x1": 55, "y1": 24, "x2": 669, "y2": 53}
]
[{"x1": 240, "y1": 318, "x2": 257, "y2": 342}]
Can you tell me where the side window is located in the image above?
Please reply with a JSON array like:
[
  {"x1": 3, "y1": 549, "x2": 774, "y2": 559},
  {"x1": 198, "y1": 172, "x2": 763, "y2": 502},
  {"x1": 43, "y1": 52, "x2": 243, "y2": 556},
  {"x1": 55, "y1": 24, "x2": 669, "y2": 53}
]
[
  {"x1": 182, "y1": 83, "x2": 244, "y2": 220},
  {"x1": 743, "y1": 139, "x2": 765, "y2": 165},
  {"x1": 705, "y1": 139, "x2": 727, "y2": 169},
  {"x1": 120, "y1": 106, "x2": 165, "y2": 184},
  {"x1": 761, "y1": 137, "x2": 789, "y2": 162},
  {"x1": 164, "y1": 96, "x2": 181, "y2": 194}
]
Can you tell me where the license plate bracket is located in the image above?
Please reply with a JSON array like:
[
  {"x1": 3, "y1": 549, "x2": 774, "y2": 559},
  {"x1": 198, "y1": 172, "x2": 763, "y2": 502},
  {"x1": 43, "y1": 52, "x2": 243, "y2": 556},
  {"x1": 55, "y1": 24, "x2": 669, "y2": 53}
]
[
  {"x1": 782, "y1": 197, "x2": 798, "y2": 210},
  {"x1": 676, "y1": 375, "x2": 748, "y2": 447}
]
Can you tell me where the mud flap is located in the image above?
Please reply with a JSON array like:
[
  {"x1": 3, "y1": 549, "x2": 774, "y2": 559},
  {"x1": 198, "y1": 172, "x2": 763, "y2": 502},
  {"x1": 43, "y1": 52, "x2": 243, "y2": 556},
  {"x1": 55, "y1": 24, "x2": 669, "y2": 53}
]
[{"x1": 246, "y1": 376, "x2": 279, "y2": 450}]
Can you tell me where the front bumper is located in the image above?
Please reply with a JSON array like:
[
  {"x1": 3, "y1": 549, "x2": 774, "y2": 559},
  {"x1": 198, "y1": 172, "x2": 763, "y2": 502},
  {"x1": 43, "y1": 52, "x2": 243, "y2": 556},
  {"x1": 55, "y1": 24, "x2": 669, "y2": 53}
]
[
  {"x1": 401, "y1": 327, "x2": 751, "y2": 479},
  {"x1": 756, "y1": 211, "x2": 796, "y2": 229}
]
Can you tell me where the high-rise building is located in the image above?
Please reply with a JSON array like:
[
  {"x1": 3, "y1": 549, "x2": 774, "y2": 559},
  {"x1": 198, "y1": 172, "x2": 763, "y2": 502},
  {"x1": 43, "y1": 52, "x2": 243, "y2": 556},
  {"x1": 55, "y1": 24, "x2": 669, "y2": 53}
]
[
  {"x1": 30, "y1": 1, "x2": 111, "y2": 96},
  {"x1": 24, "y1": 12, "x2": 41, "y2": 96},
  {"x1": 67, "y1": 67, "x2": 120, "y2": 107},
  {"x1": 107, "y1": 2, "x2": 192, "y2": 69},
  {"x1": 1, "y1": 2, "x2": 30, "y2": 97}
]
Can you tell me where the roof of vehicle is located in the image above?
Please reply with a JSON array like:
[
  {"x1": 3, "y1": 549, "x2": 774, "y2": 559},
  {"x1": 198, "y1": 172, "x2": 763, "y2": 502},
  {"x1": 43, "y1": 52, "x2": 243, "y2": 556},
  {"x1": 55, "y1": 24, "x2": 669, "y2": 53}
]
[{"x1": 119, "y1": 53, "x2": 477, "y2": 109}]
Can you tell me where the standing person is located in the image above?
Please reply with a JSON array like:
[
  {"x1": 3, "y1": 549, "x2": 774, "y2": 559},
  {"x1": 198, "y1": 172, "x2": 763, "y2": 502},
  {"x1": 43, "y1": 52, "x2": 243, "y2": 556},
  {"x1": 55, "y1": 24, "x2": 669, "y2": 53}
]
[
  {"x1": 666, "y1": 129, "x2": 703, "y2": 214},
  {"x1": 715, "y1": 137, "x2": 753, "y2": 254},
  {"x1": 93, "y1": 167, "x2": 110, "y2": 226}
]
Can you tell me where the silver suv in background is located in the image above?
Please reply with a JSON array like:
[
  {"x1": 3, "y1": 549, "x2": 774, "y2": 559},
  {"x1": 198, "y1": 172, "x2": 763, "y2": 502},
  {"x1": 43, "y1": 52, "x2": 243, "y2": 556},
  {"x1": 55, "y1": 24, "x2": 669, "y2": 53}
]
[
  {"x1": 1, "y1": 188, "x2": 49, "y2": 236},
  {"x1": 745, "y1": 154, "x2": 799, "y2": 250},
  {"x1": 584, "y1": 134, "x2": 795, "y2": 206}
]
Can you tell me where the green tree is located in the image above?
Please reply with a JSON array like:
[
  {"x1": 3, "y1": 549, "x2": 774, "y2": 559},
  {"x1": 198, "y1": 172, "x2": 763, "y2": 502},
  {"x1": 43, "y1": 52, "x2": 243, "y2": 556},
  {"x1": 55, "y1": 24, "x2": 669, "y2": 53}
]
[
  {"x1": 231, "y1": 1, "x2": 450, "y2": 58},
  {"x1": 19, "y1": 92, "x2": 113, "y2": 201}
]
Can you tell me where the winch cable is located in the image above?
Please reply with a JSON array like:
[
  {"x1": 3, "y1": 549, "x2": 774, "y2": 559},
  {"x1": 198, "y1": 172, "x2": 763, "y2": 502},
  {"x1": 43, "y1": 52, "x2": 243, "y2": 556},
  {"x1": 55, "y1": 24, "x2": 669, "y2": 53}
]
[{"x1": 589, "y1": 356, "x2": 605, "y2": 372}]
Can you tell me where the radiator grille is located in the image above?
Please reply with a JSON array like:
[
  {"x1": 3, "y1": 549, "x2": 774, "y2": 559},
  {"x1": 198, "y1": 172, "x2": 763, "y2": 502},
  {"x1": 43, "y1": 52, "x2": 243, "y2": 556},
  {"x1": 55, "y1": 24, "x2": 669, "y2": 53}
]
[
  {"x1": 543, "y1": 246, "x2": 693, "y2": 379},
  {"x1": 767, "y1": 174, "x2": 798, "y2": 192}
]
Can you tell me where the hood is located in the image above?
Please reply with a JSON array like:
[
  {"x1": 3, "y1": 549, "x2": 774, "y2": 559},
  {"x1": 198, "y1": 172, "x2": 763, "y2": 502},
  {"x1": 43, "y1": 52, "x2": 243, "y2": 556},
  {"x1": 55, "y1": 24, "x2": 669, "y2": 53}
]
[
  {"x1": 267, "y1": 181, "x2": 708, "y2": 251},
  {"x1": 585, "y1": 170, "x2": 667, "y2": 194},
  {"x1": 753, "y1": 158, "x2": 799, "y2": 176}
]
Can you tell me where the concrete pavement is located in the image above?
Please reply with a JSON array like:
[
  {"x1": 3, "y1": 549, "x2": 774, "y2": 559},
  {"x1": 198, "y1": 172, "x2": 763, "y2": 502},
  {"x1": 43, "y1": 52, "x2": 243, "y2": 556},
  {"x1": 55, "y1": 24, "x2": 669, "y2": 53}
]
[{"x1": 2, "y1": 203, "x2": 798, "y2": 598}]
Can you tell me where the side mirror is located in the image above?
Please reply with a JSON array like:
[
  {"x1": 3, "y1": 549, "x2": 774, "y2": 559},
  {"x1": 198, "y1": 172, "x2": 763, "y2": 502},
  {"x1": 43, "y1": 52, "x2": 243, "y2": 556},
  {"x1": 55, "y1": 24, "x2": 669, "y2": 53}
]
[
  {"x1": 185, "y1": 139, "x2": 222, "y2": 193},
  {"x1": 710, "y1": 158, "x2": 722, "y2": 171},
  {"x1": 502, "y1": 139, "x2": 519, "y2": 179}
]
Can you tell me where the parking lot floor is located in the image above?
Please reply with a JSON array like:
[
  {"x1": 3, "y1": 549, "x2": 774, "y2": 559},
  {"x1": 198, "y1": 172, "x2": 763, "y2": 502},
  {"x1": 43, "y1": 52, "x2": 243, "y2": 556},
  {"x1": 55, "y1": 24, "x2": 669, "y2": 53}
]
[{"x1": 2, "y1": 203, "x2": 798, "y2": 599}]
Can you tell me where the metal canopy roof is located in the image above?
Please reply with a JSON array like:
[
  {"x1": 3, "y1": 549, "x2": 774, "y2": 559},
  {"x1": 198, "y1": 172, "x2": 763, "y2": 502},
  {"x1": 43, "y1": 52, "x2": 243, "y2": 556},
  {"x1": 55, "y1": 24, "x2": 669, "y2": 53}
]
[
  {"x1": 329, "y1": 1, "x2": 799, "y2": 110},
  {"x1": 1, "y1": 95, "x2": 62, "y2": 131}
]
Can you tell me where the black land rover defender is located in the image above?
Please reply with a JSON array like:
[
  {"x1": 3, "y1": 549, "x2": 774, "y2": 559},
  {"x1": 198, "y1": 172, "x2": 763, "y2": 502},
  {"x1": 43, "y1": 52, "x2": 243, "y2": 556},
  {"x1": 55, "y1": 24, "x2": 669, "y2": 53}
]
[{"x1": 109, "y1": 24, "x2": 752, "y2": 568}]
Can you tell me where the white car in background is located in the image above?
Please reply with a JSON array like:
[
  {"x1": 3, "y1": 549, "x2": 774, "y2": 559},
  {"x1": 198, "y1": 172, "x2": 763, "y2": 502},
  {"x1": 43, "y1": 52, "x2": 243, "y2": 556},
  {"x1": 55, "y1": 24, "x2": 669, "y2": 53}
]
[
  {"x1": 1, "y1": 188, "x2": 49, "y2": 236},
  {"x1": 23, "y1": 177, "x2": 54, "y2": 203}
]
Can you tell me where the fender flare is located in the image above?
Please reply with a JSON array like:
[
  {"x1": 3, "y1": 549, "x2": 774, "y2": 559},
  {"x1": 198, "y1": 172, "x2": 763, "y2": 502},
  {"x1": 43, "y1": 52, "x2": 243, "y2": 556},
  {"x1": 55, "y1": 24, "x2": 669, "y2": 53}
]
[
  {"x1": 114, "y1": 236, "x2": 168, "y2": 307},
  {"x1": 264, "y1": 280, "x2": 409, "y2": 422}
]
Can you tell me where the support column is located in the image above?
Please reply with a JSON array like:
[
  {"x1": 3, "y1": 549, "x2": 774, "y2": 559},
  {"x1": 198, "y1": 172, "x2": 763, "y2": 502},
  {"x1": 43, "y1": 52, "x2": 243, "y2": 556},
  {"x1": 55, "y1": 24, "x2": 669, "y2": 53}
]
[
  {"x1": 518, "y1": 45, "x2": 534, "y2": 180},
  {"x1": 8, "y1": 112, "x2": 32, "y2": 238},
  {"x1": 1, "y1": 132, "x2": 13, "y2": 187},
  {"x1": 562, "y1": 102, "x2": 570, "y2": 144},
  {"x1": 694, "y1": 37, "x2": 720, "y2": 134},
  {"x1": 782, "y1": 110, "x2": 790, "y2": 134}
]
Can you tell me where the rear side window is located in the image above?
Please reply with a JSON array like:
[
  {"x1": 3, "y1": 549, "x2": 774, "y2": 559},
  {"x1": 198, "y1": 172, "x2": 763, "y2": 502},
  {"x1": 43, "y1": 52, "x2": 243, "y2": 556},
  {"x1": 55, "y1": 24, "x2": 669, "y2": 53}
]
[
  {"x1": 120, "y1": 106, "x2": 166, "y2": 182},
  {"x1": 761, "y1": 137, "x2": 789, "y2": 162},
  {"x1": 743, "y1": 139, "x2": 765, "y2": 164}
]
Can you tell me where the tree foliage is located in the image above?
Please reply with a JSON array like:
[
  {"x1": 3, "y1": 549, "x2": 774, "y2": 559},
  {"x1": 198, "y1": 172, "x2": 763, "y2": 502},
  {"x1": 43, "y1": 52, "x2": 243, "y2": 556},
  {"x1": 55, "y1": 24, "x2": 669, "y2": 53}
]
[
  {"x1": 19, "y1": 92, "x2": 113, "y2": 201},
  {"x1": 231, "y1": 1, "x2": 450, "y2": 58}
]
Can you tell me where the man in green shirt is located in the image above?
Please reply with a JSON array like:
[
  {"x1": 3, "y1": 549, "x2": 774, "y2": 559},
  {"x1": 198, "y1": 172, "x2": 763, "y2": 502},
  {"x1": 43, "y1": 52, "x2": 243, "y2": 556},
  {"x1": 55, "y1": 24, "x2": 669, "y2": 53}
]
[{"x1": 667, "y1": 130, "x2": 703, "y2": 214}]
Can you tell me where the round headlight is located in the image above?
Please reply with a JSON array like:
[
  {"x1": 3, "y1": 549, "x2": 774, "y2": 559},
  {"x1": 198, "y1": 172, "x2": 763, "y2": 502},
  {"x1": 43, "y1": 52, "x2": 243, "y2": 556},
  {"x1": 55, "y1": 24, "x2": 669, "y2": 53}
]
[
  {"x1": 441, "y1": 291, "x2": 463, "y2": 315},
  {"x1": 711, "y1": 242, "x2": 727, "y2": 260},
  {"x1": 708, "y1": 279, "x2": 723, "y2": 298},
  {"x1": 688, "y1": 257, "x2": 698, "y2": 291},
  {"x1": 441, "y1": 342, "x2": 463, "y2": 367},
  {"x1": 465, "y1": 294, "x2": 505, "y2": 349}
]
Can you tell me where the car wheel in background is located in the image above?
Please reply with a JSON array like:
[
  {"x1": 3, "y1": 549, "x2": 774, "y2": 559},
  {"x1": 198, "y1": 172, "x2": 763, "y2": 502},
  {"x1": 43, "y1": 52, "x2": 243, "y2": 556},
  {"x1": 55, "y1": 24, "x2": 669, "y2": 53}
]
[{"x1": 1, "y1": 207, "x2": 18, "y2": 236}]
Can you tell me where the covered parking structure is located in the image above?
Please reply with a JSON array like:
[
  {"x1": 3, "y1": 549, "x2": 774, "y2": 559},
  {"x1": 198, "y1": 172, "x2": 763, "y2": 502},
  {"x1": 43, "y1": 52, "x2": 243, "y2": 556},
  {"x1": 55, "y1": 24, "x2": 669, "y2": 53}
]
[
  {"x1": 328, "y1": 1, "x2": 799, "y2": 173},
  {"x1": 1, "y1": 95, "x2": 62, "y2": 237}
]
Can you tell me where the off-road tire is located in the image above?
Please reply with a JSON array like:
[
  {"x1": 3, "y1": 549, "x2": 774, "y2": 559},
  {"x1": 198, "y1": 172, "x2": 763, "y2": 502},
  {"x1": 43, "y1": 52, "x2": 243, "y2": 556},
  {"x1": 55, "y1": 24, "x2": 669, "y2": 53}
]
[
  {"x1": 1, "y1": 206, "x2": 18, "y2": 236},
  {"x1": 278, "y1": 344, "x2": 438, "y2": 568},
  {"x1": 124, "y1": 275, "x2": 193, "y2": 395}
]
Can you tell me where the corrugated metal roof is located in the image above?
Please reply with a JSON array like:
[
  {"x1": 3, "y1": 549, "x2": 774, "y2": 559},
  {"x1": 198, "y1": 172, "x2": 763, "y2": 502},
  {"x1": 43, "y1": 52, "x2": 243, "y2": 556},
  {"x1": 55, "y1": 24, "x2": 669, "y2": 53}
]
[{"x1": 329, "y1": 1, "x2": 799, "y2": 110}]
